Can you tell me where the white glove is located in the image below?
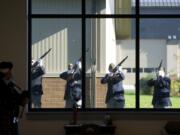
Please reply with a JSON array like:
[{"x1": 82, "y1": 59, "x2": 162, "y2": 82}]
[
  {"x1": 158, "y1": 70, "x2": 165, "y2": 77},
  {"x1": 75, "y1": 61, "x2": 82, "y2": 70},
  {"x1": 118, "y1": 66, "x2": 123, "y2": 72},
  {"x1": 116, "y1": 66, "x2": 123, "y2": 73},
  {"x1": 108, "y1": 72, "x2": 114, "y2": 77},
  {"x1": 77, "y1": 100, "x2": 82, "y2": 108}
]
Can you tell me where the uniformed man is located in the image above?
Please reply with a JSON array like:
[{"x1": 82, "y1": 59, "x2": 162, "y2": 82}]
[
  {"x1": 0, "y1": 61, "x2": 29, "y2": 135},
  {"x1": 101, "y1": 63, "x2": 125, "y2": 108},
  {"x1": 31, "y1": 59, "x2": 45, "y2": 108},
  {"x1": 147, "y1": 67, "x2": 172, "y2": 108},
  {"x1": 60, "y1": 59, "x2": 82, "y2": 108},
  {"x1": 59, "y1": 63, "x2": 75, "y2": 108}
]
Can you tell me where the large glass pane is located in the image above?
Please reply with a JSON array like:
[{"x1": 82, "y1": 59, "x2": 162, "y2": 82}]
[
  {"x1": 31, "y1": 19, "x2": 82, "y2": 108},
  {"x1": 140, "y1": 0, "x2": 180, "y2": 14},
  {"x1": 86, "y1": 0, "x2": 135, "y2": 14},
  {"x1": 86, "y1": 18, "x2": 136, "y2": 108},
  {"x1": 32, "y1": 0, "x2": 81, "y2": 14},
  {"x1": 140, "y1": 19, "x2": 180, "y2": 109}
]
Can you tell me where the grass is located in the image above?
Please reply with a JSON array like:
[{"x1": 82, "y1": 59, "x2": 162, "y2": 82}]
[
  {"x1": 124, "y1": 93, "x2": 180, "y2": 108},
  {"x1": 140, "y1": 95, "x2": 180, "y2": 108},
  {"x1": 124, "y1": 92, "x2": 135, "y2": 108}
]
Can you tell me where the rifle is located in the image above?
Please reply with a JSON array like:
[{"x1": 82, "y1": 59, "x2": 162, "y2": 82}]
[
  {"x1": 156, "y1": 59, "x2": 163, "y2": 78},
  {"x1": 32, "y1": 48, "x2": 52, "y2": 68},
  {"x1": 112, "y1": 56, "x2": 128, "y2": 72}
]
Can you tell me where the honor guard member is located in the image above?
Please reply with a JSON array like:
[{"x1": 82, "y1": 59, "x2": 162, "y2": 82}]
[
  {"x1": 147, "y1": 67, "x2": 172, "y2": 108},
  {"x1": 0, "y1": 61, "x2": 29, "y2": 135},
  {"x1": 60, "y1": 59, "x2": 82, "y2": 108},
  {"x1": 31, "y1": 59, "x2": 45, "y2": 108},
  {"x1": 101, "y1": 63, "x2": 125, "y2": 108},
  {"x1": 59, "y1": 63, "x2": 75, "y2": 108}
]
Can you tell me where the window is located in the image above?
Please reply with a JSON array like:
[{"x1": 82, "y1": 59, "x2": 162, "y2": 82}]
[{"x1": 28, "y1": 0, "x2": 180, "y2": 112}]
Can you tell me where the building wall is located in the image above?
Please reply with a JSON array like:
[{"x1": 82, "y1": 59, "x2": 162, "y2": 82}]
[
  {"x1": 86, "y1": 0, "x2": 106, "y2": 14},
  {"x1": 32, "y1": 19, "x2": 81, "y2": 75},
  {"x1": 40, "y1": 77, "x2": 107, "y2": 108},
  {"x1": 0, "y1": 1, "x2": 179, "y2": 135},
  {"x1": 166, "y1": 42, "x2": 180, "y2": 78},
  {"x1": 32, "y1": 0, "x2": 81, "y2": 14},
  {"x1": 116, "y1": 40, "x2": 167, "y2": 72},
  {"x1": 140, "y1": 7, "x2": 180, "y2": 15},
  {"x1": 41, "y1": 78, "x2": 66, "y2": 108}
]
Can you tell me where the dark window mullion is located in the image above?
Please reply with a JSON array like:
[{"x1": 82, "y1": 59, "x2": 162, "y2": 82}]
[
  {"x1": 136, "y1": 0, "x2": 140, "y2": 109},
  {"x1": 30, "y1": 14, "x2": 82, "y2": 18},
  {"x1": 28, "y1": 0, "x2": 32, "y2": 111},
  {"x1": 82, "y1": 0, "x2": 86, "y2": 109}
]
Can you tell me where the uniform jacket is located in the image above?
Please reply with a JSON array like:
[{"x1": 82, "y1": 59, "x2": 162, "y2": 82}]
[
  {"x1": 101, "y1": 72, "x2": 125, "y2": 103},
  {"x1": 147, "y1": 76, "x2": 172, "y2": 106},
  {"x1": 31, "y1": 63, "x2": 45, "y2": 95},
  {"x1": 60, "y1": 69, "x2": 81, "y2": 100},
  {"x1": 59, "y1": 71, "x2": 74, "y2": 100}
]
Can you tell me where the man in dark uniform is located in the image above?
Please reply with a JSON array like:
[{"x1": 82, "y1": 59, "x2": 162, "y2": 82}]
[
  {"x1": 60, "y1": 61, "x2": 82, "y2": 108},
  {"x1": 0, "y1": 61, "x2": 29, "y2": 135},
  {"x1": 147, "y1": 67, "x2": 172, "y2": 108},
  {"x1": 101, "y1": 63, "x2": 125, "y2": 108},
  {"x1": 31, "y1": 59, "x2": 45, "y2": 108},
  {"x1": 59, "y1": 63, "x2": 75, "y2": 108}
]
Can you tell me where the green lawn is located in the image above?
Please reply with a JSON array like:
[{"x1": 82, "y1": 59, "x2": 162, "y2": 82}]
[
  {"x1": 124, "y1": 93, "x2": 180, "y2": 108},
  {"x1": 140, "y1": 95, "x2": 180, "y2": 108},
  {"x1": 124, "y1": 93, "x2": 135, "y2": 108}
]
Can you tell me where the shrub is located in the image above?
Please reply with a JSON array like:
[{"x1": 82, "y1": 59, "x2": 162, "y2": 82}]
[
  {"x1": 171, "y1": 79, "x2": 180, "y2": 97},
  {"x1": 140, "y1": 75, "x2": 154, "y2": 95}
]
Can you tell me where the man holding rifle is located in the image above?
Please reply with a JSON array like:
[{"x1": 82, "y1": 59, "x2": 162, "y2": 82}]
[
  {"x1": 101, "y1": 56, "x2": 128, "y2": 108},
  {"x1": 59, "y1": 57, "x2": 82, "y2": 108},
  {"x1": 59, "y1": 63, "x2": 75, "y2": 108},
  {"x1": 31, "y1": 48, "x2": 51, "y2": 108},
  {"x1": 147, "y1": 60, "x2": 172, "y2": 108}
]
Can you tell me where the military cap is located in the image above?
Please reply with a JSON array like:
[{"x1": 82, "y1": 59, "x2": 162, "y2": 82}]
[
  {"x1": 0, "y1": 61, "x2": 13, "y2": 74},
  {"x1": 0, "y1": 61, "x2": 13, "y2": 70},
  {"x1": 109, "y1": 63, "x2": 115, "y2": 69}
]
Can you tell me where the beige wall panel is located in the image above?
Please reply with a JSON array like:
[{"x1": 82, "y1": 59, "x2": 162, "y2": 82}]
[{"x1": 32, "y1": 19, "x2": 81, "y2": 74}]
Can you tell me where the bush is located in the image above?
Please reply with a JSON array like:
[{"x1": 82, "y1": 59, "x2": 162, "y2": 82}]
[
  {"x1": 140, "y1": 75, "x2": 154, "y2": 95},
  {"x1": 171, "y1": 79, "x2": 180, "y2": 97}
]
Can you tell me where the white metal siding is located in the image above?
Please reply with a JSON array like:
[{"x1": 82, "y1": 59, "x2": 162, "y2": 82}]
[{"x1": 32, "y1": 19, "x2": 81, "y2": 75}]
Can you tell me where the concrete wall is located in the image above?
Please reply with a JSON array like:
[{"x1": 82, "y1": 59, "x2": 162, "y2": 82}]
[{"x1": 0, "y1": 1, "x2": 180, "y2": 135}]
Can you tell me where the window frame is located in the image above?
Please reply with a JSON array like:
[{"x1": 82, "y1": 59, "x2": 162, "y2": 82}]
[{"x1": 28, "y1": 0, "x2": 180, "y2": 113}]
